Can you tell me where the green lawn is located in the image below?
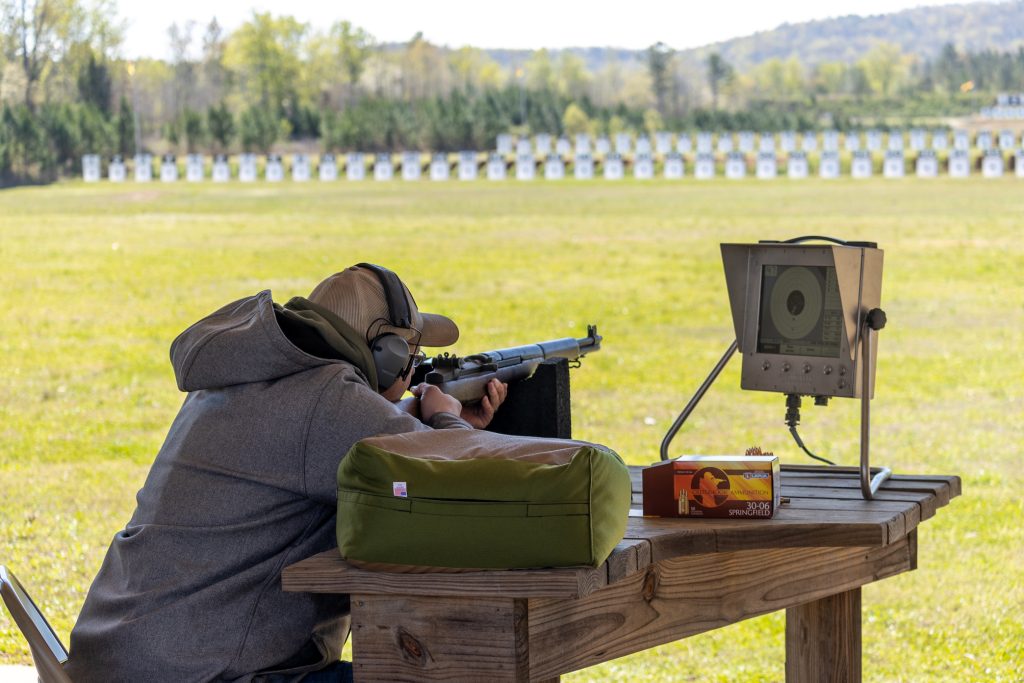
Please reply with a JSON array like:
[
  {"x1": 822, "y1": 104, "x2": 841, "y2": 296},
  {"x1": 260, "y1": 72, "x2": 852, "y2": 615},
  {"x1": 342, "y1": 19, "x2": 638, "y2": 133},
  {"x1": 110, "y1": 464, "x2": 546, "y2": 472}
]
[{"x1": 1, "y1": 178, "x2": 1021, "y2": 681}]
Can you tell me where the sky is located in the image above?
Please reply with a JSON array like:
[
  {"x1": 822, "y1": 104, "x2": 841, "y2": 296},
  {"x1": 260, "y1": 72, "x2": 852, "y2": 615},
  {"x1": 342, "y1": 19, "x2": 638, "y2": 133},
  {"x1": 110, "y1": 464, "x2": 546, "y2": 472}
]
[{"x1": 118, "y1": 0, "x2": 986, "y2": 60}]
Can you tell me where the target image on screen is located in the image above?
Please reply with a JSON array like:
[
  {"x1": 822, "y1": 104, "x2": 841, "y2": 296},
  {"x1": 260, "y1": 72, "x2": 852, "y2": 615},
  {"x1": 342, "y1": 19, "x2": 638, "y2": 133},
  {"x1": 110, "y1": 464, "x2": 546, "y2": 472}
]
[{"x1": 756, "y1": 264, "x2": 843, "y2": 358}]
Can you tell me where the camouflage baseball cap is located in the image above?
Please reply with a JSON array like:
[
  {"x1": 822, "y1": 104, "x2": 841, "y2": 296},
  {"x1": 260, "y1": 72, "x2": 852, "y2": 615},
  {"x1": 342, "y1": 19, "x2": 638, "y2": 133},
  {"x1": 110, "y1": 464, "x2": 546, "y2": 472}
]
[{"x1": 307, "y1": 265, "x2": 459, "y2": 347}]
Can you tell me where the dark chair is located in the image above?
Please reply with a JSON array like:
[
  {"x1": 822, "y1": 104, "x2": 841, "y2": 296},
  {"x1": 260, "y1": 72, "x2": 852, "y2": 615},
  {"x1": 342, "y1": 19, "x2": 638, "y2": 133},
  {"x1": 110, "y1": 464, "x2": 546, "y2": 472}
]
[{"x1": 0, "y1": 566, "x2": 71, "y2": 683}]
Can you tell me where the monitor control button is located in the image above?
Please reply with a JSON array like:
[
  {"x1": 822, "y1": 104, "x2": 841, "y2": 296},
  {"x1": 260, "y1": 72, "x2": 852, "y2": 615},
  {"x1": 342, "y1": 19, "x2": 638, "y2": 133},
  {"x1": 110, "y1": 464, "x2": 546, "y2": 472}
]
[
  {"x1": 762, "y1": 361, "x2": 771, "y2": 371},
  {"x1": 823, "y1": 365, "x2": 833, "y2": 375},
  {"x1": 803, "y1": 364, "x2": 812, "y2": 373},
  {"x1": 782, "y1": 362, "x2": 791, "y2": 372}
]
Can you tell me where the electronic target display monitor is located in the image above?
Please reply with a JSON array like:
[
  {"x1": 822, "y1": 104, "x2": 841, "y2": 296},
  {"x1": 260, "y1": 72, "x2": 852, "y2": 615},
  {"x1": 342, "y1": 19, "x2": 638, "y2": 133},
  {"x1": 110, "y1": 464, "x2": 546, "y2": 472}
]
[
  {"x1": 756, "y1": 264, "x2": 843, "y2": 359},
  {"x1": 721, "y1": 242, "x2": 883, "y2": 399}
]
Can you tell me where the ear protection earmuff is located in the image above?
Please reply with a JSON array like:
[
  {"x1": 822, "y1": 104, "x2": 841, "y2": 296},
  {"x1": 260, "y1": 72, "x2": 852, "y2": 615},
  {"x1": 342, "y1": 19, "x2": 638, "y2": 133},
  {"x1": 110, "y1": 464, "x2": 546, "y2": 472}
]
[{"x1": 357, "y1": 263, "x2": 415, "y2": 389}]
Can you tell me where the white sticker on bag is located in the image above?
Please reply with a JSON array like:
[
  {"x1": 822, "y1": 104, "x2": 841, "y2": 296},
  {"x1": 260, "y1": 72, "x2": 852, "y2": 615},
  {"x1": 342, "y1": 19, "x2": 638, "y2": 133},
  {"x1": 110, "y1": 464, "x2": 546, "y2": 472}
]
[{"x1": 393, "y1": 481, "x2": 408, "y2": 498}]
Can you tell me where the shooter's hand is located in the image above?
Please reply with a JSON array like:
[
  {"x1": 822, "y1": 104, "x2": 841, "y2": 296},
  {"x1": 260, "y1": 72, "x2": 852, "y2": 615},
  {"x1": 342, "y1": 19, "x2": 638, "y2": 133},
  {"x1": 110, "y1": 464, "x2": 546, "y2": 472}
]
[
  {"x1": 411, "y1": 384, "x2": 462, "y2": 424},
  {"x1": 458, "y1": 379, "x2": 508, "y2": 429}
]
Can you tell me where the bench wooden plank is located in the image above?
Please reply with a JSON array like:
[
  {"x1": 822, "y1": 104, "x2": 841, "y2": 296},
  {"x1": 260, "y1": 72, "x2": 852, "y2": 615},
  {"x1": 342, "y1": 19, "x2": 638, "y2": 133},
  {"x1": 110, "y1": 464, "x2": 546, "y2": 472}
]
[
  {"x1": 782, "y1": 485, "x2": 939, "y2": 520},
  {"x1": 526, "y1": 536, "x2": 915, "y2": 680},
  {"x1": 283, "y1": 551, "x2": 606, "y2": 599}
]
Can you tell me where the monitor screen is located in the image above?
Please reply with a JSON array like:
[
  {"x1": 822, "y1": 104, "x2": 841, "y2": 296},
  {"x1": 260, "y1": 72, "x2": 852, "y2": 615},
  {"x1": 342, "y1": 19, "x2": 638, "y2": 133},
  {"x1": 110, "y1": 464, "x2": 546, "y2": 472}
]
[{"x1": 756, "y1": 264, "x2": 843, "y2": 358}]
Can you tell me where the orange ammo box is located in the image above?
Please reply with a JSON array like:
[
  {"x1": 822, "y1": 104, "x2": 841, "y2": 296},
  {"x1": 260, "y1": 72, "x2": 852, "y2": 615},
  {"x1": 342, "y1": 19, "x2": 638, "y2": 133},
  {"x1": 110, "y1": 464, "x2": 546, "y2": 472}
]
[{"x1": 642, "y1": 455, "x2": 781, "y2": 519}]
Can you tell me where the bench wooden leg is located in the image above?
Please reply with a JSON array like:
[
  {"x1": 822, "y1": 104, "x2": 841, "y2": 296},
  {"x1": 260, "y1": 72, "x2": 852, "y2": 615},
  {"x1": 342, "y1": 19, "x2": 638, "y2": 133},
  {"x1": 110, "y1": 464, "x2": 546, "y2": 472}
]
[
  {"x1": 349, "y1": 594, "x2": 555, "y2": 682},
  {"x1": 785, "y1": 587, "x2": 861, "y2": 683}
]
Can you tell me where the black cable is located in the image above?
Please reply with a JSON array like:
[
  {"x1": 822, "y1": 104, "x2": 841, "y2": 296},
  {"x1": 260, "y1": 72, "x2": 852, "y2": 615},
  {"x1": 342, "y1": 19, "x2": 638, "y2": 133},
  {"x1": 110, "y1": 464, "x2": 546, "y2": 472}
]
[
  {"x1": 788, "y1": 425, "x2": 836, "y2": 466},
  {"x1": 759, "y1": 235, "x2": 878, "y2": 249},
  {"x1": 784, "y1": 394, "x2": 836, "y2": 466}
]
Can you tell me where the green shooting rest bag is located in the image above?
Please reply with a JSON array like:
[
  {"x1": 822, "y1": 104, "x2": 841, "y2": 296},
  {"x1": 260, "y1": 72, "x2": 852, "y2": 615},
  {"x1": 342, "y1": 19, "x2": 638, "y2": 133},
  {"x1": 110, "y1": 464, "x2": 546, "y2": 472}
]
[{"x1": 336, "y1": 429, "x2": 631, "y2": 570}]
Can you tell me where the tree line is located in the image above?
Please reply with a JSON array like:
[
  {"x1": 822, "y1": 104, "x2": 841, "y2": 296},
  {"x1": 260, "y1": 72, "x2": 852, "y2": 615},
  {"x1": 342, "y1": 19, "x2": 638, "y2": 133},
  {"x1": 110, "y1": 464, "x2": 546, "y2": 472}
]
[{"x1": 1, "y1": 1, "x2": 1021, "y2": 185}]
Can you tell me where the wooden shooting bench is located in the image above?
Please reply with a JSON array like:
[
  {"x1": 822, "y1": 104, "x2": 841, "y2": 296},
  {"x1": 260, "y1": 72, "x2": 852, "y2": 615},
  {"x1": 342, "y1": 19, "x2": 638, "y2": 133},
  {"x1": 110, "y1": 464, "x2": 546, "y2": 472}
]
[{"x1": 282, "y1": 361, "x2": 960, "y2": 682}]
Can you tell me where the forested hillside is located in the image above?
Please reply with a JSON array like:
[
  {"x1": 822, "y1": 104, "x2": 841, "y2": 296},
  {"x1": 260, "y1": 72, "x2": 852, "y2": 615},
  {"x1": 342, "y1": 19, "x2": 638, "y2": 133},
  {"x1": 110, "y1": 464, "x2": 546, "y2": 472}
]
[{"x1": 687, "y1": 0, "x2": 1024, "y2": 70}]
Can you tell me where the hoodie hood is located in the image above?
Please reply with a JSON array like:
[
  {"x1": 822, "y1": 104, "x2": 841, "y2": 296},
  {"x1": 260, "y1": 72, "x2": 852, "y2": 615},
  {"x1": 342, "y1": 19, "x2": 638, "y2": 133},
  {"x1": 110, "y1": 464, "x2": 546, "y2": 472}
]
[{"x1": 169, "y1": 290, "x2": 377, "y2": 392}]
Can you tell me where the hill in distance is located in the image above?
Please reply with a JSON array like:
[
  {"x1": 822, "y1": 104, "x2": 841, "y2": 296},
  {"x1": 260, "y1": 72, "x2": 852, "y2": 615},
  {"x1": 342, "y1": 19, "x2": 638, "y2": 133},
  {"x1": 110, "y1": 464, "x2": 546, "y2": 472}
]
[{"x1": 477, "y1": 1, "x2": 1024, "y2": 73}]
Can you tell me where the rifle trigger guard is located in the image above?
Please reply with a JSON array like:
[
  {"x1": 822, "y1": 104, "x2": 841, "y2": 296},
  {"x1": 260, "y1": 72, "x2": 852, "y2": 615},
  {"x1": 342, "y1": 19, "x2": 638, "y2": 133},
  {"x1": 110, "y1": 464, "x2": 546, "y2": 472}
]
[{"x1": 568, "y1": 359, "x2": 582, "y2": 369}]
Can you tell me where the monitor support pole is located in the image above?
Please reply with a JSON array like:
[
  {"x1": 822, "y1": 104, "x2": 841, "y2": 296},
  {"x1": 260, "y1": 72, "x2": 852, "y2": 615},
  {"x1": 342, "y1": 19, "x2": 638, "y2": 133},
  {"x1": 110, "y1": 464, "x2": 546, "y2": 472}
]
[{"x1": 659, "y1": 309, "x2": 891, "y2": 501}]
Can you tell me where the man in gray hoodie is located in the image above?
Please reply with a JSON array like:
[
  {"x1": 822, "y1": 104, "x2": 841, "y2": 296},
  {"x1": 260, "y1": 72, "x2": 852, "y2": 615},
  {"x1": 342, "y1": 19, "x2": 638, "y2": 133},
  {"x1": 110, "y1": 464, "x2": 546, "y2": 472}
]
[{"x1": 65, "y1": 264, "x2": 507, "y2": 682}]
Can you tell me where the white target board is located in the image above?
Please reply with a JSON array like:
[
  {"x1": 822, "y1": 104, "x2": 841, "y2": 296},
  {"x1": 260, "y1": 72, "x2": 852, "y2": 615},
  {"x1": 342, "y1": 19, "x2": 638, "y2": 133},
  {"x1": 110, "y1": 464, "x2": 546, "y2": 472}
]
[
  {"x1": 982, "y1": 152, "x2": 1004, "y2": 178},
  {"x1": 844, "y1": 134, "x2": 861, "y2": 152},
  {"x1": 635, "y1": 136, "x2": 652, "y2": 155},
  {"x1": 213, "y1": 154, "x2": 230, "y2": 182},
  {"x1": 696, "y1": 132, "x2": 713, "y2": 153},
  {"x1": 717, "y1": 135, "x2": 733, "y2": 153},
  {"x1": 759, "y1": 135, "x2": 776, "y2": 153},
  {"x1": 633, "y1": 154, "x2": 654, "y2": 179},
  {"x1": 430, "y1": 154, "x2": 450, "y2": 181},
  {"x1": 160, "y1": 155, "x2": 178, "y2": 182},
  {"x1": 756, "y1": 153, "x2": 777, "y2": 179},
  {"x1": 694, "y1": 153, "x2": 715, "y2": 179},
  {"x1": 883, "y1": 151, "x2": 905, "y2": 178},
  {"x1": 787, "y1": 152, "x2": 808, "y2": 179},
  {"x1": 819, "y1": 152, "x2": 840, "y2": 179},
  {"x1": 664, "y1": 153, "x2": 684, "y2": 179},
  {"x1": 458, "y1": 152, "x2": 478, "y2": 181},
  {"x1": 487, "y1": 153, "x2": 506, "y2": 180},
  {"x1": 725, "y1": 152, "x2": 745, "y2": 179},
  {"x1": 676, "y1": 134, "x2": 692, "y2": 153},
  {"x1": 976, "y1": 131, "x2": 993, "y2": 151},
  {"x1": 615, "y1": 133, "x2": 632, "y2": 155},
  {"x1": 595, "y1": 137, "x2": 611, "y2": 155},
  {"x1": 347, "y1": 153, "x2": 366, "y2": 181},
  {"x1": 801, "y1": 132, "x2": 817, "y2": 153},
  {"x1": 496, "y1": 134, "x2": 513, "y2": 155},
  {"x1": 515, "y1": 153, "x2": 534, "y2": 180},
  {"x1": 544, "y1": 156, "x2": 565, "y2": 180},
  {"x1": 655, "y1": 132, "x2": 672, "y2": 154},
  {"x1": 949, "y1": 151, "x2": 970, "y2": 178},
  {"x1": 516, "y1": 138, "x2": 531, "y2": 155},
  {"x1": 574, "y1": 154, "x2": 594, "y2": 179},
  {"x1": 555, "y1": 137, "x2": 571, "y2": 156},
  {"x1": 738, "y1": 131, "x2": 755, "y2": 152},
  {"x1": 186, "y1": 154, "x2": 204, "y2": 182},
  {"x1": 851, "y1": 151, "x2": 872, "y2": 179},
  {"x1": 534, "y1": 133, "x2": 551, "y2": 156},
  {"x1": 780, "y1": 131, "x2": 796, "y2": 152},
  {"x1": 134, "y1": 154, "x2": 152, "y2": 182},
  {"x1": 916, "y1": 152, "x2": 938, "y2": 178},
  {"x1": 932, "y1": 131, "x2": 948, "y2": 151},
  {"x1": 265, "y1": 155, "x2": 283, "y2": 182},
  {"x1": 953, "y1": 131, "x2": 969, "y2": 151},
  {"x1": 401, "y1": 152, "x2": 421, "y2": 181},
  {"x1": 998, "y1": 131, "x2": 1015, "y2": 150},
  {"x1": 887, "y1": 131, "x2": 904, "y2": 151},
  {"x1": 374, "y1": 154, "x2": 393, "y2": 181},
  {"x1": 822, "y1": 131, "x2": 839, "y2": 152},
  {"x1": 292, "y1": 154, "x2": 310, "y2": 182},
  {"x1": 239, "y1": 154, "x2": 257, "y2": 182},
  {"x1": 319, "y1": 154, "x2": 338, "y2": 181},
  {"x1": 575, "y1": 134, "x2": 591, "y2": 155},
  {"x1": 108, "y1": 156, "x2": 125, "y2": 182},
  {"x1": 603, "y1": 153, "x2": 624, "y2": 180},
  {"x1": 866, "y1": 130, "x2": 882, "y2": 151},
  {"x1": 910, "y1": 129, "x2": 926, "y2": 151},
  {"x1": 1016, "y1": 151, "x2": 1024, "y2": 178},
  {"x1": 82, "y1": 154, "x2": 101, "y2": 182}
]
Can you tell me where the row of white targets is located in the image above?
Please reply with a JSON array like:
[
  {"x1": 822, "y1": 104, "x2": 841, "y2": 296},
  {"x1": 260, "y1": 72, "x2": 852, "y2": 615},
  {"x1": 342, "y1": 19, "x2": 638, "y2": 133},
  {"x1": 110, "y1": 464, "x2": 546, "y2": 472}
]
[
  {"x1": 83, "y1": 149, "x2": 1024, "y2": 182},
  {"x1": 497, "y1": 129, "x2": 1024, "y2": 156}
]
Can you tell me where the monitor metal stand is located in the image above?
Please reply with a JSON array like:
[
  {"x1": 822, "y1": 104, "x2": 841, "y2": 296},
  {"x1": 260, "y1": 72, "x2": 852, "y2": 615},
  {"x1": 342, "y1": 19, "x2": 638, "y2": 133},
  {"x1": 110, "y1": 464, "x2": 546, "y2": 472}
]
[{"x1": 659, "y1": 313, "x2": 891, "y2": 500}]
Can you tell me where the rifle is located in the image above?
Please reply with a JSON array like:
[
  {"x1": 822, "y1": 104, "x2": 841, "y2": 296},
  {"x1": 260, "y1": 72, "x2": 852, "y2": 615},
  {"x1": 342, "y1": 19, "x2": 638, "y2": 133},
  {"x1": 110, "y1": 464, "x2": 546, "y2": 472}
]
[{"x1": 410, "y1": 325, "x2": 602, "y2": 403}]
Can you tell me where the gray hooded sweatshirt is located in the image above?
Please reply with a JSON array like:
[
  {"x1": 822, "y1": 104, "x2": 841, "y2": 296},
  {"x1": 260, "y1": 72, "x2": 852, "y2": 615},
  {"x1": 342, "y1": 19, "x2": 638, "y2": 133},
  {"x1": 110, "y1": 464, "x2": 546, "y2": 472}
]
[{"x1": 65, "y1": 290, "x2": 470, "y2": 682}]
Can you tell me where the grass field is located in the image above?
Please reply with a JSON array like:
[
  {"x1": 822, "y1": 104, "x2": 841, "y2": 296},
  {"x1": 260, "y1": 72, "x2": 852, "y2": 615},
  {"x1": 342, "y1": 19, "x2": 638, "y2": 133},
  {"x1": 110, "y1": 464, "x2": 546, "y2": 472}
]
[{"x1": 1, "y1": 178, "x2": 1022, "y2": 681}]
